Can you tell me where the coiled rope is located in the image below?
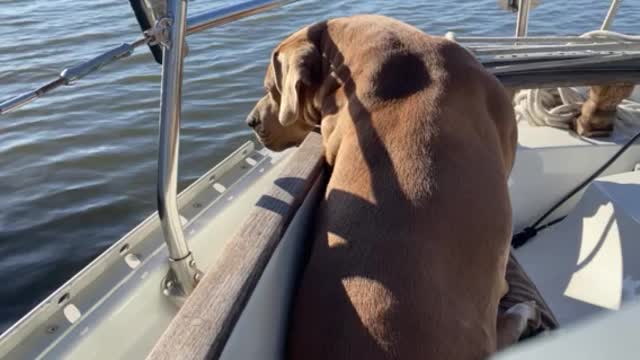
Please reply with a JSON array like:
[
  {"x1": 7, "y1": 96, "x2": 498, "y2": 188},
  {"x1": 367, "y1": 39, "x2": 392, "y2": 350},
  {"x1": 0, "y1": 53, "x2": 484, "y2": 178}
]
[{"x1": 514, "y1": 30, "x2": 640, "y2": 138}]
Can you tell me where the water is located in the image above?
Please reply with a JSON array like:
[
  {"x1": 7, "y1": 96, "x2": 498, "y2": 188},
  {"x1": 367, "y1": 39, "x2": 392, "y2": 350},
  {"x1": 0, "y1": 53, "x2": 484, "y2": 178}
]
[{"x1": 1, "y1": 0, "x2": 639, "y2": 333}]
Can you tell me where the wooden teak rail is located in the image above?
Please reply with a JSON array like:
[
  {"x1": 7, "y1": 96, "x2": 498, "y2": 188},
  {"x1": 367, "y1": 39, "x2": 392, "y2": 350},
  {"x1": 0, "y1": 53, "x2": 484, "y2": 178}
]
[{"x1": 147, "y1": 132, "x2": 324, "y2": 360}]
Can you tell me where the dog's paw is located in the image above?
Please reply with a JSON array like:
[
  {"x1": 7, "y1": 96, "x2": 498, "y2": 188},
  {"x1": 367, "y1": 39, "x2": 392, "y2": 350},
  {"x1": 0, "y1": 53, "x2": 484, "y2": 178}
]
[
  {"x1": 524, "y1": 301, "x2": 542, "y2": 332},
  {"x1": 504, "y1": 301, "x2": 542, "y2": 338}
]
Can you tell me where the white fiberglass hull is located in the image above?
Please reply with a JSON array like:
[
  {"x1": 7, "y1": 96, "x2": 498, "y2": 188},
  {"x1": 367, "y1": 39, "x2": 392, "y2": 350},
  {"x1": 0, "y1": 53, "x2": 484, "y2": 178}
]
[{"x1": 3, "y1": 123, "x2": 640, "y2": 359}]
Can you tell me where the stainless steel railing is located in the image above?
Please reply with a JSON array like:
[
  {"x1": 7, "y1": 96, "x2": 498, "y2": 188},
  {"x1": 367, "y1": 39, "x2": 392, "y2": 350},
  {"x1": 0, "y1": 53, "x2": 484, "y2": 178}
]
[
  {"x1": 515, "y1": 0, "x2": 531, "y2": 37},
  {"x1": 157, "y1": 0, "x2": 200, "y2": 300},
  {"x1": 157, "y1": 0, "x2": 300, "y2": 300},
  {"x1": 601, "y1": 0, "x2": 623, "y2": 30},
  {"x1": 0, "y1": 0, "x2": 301, "y2": 301},
  {"x1": 0, "y1": 40, "x2": 146, "y2": 115},
  {"x1": 0, "y1": 0, "x2": 299, "y2": 116},
  {"x1": 187, "y1": 0, "x2": 298, "y2": 35}
]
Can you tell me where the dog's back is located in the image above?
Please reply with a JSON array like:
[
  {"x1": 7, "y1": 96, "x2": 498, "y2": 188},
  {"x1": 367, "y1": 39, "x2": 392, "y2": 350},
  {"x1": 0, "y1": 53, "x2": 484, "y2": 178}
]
[{"x1": 288, "y1": 15, "x2": 517, "y2": 359}]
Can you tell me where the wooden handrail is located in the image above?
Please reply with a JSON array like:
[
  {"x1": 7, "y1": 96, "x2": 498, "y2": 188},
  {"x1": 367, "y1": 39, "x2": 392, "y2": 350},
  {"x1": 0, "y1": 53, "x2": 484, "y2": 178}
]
[{"x1": 147, "y1": 132, "x2": 325, "y2": 360}]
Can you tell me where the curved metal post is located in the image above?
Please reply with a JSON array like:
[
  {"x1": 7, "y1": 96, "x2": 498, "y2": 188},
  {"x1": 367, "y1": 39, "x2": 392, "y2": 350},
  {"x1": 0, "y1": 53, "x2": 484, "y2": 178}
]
[
  {"x1": 601, "y1": 0, "x2": 623, "y2": 30},
  {"x1": 157, "y1": 0, "x2": 201, "y2": 302},
  {"x1": 515, "y1": 0, "x2": 531, "y2": 37}
]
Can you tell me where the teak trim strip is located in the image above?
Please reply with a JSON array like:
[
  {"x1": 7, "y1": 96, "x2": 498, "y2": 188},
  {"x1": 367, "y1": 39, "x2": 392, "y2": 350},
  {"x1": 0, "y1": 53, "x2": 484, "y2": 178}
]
[{"x1": 147, "y1": 132, "x2": 324, "y2": 360}]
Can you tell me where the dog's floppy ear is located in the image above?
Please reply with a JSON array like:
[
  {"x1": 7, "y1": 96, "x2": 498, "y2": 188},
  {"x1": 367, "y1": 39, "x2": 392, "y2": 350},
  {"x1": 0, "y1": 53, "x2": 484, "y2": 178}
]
[{"x1": 272, "y1": 42, "x2": 319, "y2": 126}]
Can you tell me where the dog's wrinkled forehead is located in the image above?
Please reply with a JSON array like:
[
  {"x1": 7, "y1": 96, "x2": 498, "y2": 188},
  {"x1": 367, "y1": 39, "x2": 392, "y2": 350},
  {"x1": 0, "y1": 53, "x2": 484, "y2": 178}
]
[
  {"x1": 264, "y1": 55, "x2": 281, "y2": 95},
  {"x1": 255, "y1": 22, "x2": 326, "y2": 128},
  {"x1": 264, "y1": 35, "x2": 306, "y2": 93}
]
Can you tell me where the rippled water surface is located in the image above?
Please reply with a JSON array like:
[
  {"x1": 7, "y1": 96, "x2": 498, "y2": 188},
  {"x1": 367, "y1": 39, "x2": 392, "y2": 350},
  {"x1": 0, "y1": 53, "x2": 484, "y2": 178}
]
[{"x1": 1, "y1": 0, "x2": 639, "y2": 331}]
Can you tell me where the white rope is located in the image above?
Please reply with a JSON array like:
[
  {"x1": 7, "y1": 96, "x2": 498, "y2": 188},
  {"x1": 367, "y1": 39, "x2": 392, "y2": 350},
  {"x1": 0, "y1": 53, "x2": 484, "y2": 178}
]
[
  {"x1": 514, "y1": 30, "x2": 640, "y2": 138},
  {"x1": 580, "y1": 30, "x2": 640, "y2": 42}
]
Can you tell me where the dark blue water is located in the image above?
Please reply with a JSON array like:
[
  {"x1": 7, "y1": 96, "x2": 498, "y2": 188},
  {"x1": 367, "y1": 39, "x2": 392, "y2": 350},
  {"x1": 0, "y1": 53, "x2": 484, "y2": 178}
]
[{"x1": 1, "y1": 0, "x2": 639, "y2": 332}]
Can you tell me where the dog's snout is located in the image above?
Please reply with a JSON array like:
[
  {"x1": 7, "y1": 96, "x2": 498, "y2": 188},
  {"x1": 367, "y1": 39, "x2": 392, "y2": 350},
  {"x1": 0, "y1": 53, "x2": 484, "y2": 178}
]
[{"x1": 246, "y1": 115, "x2": 259, "y2": 128}]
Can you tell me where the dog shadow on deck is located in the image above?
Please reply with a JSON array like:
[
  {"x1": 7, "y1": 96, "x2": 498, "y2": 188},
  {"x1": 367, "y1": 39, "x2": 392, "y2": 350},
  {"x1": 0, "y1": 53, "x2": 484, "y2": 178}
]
[{"x1": 286, "y1": 22, "x2": 440, "y2": 356}]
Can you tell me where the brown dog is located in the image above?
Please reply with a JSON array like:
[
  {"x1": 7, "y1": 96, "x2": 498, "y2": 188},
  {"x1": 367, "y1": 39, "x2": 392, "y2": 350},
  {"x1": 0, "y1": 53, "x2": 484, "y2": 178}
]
[{"x1": 247, "y1": 14, "x2": 535, "y2": 359}]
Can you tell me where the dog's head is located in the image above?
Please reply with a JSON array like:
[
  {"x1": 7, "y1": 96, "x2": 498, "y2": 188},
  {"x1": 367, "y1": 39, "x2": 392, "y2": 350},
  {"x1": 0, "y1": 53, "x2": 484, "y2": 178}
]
[{"x1": 246, "y1": 30, "x2": 322, "y2": 151}]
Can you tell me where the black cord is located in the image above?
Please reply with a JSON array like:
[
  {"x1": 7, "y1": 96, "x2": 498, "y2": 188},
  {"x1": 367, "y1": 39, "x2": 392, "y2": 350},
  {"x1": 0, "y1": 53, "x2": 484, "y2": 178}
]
[{"x1": 512, "y1": 129, "x2": 640, "y2": 248}]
